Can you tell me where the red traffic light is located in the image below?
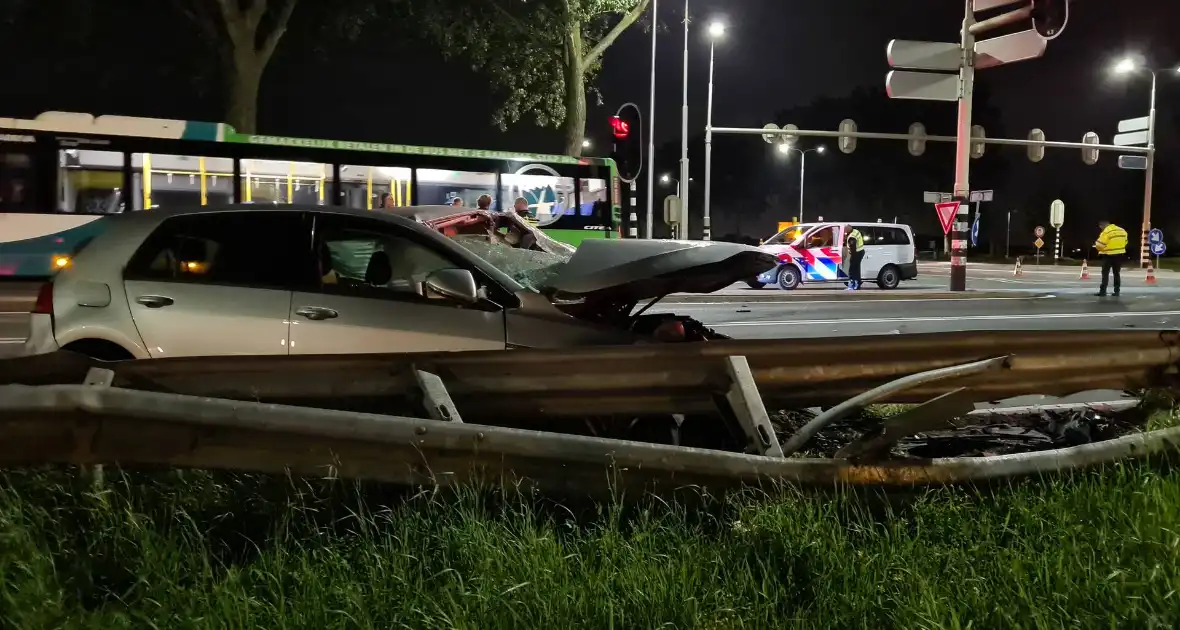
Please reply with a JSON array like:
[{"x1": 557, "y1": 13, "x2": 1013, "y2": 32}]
[{"x1": 610, "y1": 116, "x2": 630, "y2": 139}]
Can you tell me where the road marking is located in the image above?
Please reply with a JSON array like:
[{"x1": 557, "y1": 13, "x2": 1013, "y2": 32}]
[
  {"x1": 667, "y1": 295, "x2": 1054, "y2": 307},
  {"x1": 711, "y1": 310, "x2": 1180, "y2": 327}
]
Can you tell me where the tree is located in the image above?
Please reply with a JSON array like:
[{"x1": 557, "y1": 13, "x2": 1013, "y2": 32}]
[
  {"x1": 422, "y1": 0, "x2": 651, "y2": 157},
  {"x1": 169, "y1": 0, "x2": 299, "y2": 133}
]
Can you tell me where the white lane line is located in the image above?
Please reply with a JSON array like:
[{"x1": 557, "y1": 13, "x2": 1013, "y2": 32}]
[
  {"x1": 711, "y1": 310, "x2": 1180, "y2": 327},
  {"x1": 0, "y1": 338, "x2": 25, "y2": 344},
  {"x1": 666, "y1": 295, "x2": 1054, "y2": 307}
]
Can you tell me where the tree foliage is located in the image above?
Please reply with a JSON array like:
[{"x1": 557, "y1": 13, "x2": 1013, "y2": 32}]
[{"x1": 418, "y1": 0, "x2": 651, "y2": 156}]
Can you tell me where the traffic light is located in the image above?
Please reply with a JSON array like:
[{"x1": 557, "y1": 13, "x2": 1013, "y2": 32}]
[
  {"x1": 1030, "y1": 0, "x2": 1068, "y2": 39},
  {"x1": 610, "y1": 105, "x2": 642, "y2": 182}
]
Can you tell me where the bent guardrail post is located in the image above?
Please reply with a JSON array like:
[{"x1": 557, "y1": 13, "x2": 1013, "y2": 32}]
[
  {"x1": 781, "y1": 355, "x2": 1012, "y2": 457},
  {"x1": 835, "y1": 387, "x2": 976, "y2": 461},
  {"x1": 722, "y1": 355, "x2": 783, "y2": 457},
  {"x1": 412, "y1": 368, "x2": 463, "y2": 423}
]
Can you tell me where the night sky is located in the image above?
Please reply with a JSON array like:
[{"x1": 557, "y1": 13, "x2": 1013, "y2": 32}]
[{"x1": 1, "y1": 0, "x2": 1177, "y2": 243}]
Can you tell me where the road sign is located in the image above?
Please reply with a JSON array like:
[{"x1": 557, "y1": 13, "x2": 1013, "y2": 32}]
[
  {"x1": 1034, "y1": 237, "x2": 1044, "y2": 249},
  {"x1": 908, "y1": 122, "x2": 928, "y2": 156},
  {"x1": 838, "y1": 119, "x2": 858, "y2": 154},
  {"x1": 1119, "y1": 155, "x2": 1148, "y2": 170},
  {"x1": 1151, "y1": 241, "x2": 1167, "y2": 256},
  {"x1": 1149, "y1": 228, "x2": 1163, "y2": 244},
  {"x1": 969, "y1": 190, "x2": 993, "y2": 203},
  {"x1": 887, "y1": 40, "x2": 963, "y2": 71},
  {"x1": 935, "y1": 200, "x2": 961, "y2": 235},
  {"x1": 1028, "y1": 128, "x2": 1046, "y2": 162},
  {"x1": 1050, "y1": 199, "x2": 1065, "y2": 228},
  {"x1": 1118, "y1": 116, "x2": 1150, "y2": 133},
  {"x1": 1082, "y1": 132, "x2": 1100, "y2": 165},
  {"x1": 663, "y1": 195, "x2": 682, "y2": 225},
  {"x1": 1113, "y1": 130, "x2": 1149, "y2": 147},
  {"x1": 886, "y1": 71, "x2": 959, "y2": 101},
  {"x1": 971, "y1": 209, "x2": 981, "y2": 247},
  {"x1": 761, "y1": 123, "x2": 779, "y2": 144},
  {"x1": 974, "y1": 30, "x2": 1048, "y2": 69},
  {"x1": 924, "y1": 191, "x2": 953, "y2": 203},
  {"x1": 1034, "y1": 226, "x2": 1045, "y2": 238}
]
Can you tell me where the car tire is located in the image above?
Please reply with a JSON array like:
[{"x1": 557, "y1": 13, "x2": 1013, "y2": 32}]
[
  {"x1": 62, "y1": 339, "x2": 134, "y2": 362},
  {"x1": 744, "y1": 280, "x2": 766, "y2": 289},
  {"x1": 877, "y1": 264, "x2": 902, "y2": 290},
  {"x1": 777, "y1": 264, "x2": 802, "y2": 290}
]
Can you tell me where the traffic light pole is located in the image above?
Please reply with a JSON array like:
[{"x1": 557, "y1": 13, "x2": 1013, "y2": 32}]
[
  {"x1": 949, "y1": 1, "x2": 976, "y2": 292},
  {"x1": 644, "y1": 0, "x2": 658, "y2": 239}
]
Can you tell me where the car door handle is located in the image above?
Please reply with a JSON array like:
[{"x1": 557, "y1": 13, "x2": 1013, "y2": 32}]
[
  {"x1": 295, "y1": 306, "x2": 338, "y2": 321},
  {"x1": 135, "y1": 295, "x2": 174, "y2": 308}
]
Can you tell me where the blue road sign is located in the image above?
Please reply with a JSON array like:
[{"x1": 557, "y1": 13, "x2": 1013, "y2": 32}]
[
  {"x1": 1151, "y1": 241, "x2": 1167, "y2": 256},
  {"x1": 970, "y1": 210, "x2": 980, "y2": 247},
  {"x1": 1149, "y1": 228, "x2": 1163, "y2": 244}
]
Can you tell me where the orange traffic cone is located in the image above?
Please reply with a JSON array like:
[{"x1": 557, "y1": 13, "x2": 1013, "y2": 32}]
[
  {"x1": 1146, "y1": 261, "x2": 1157, "y2": 285},
  {"x1": 1013, "y1": 257, "x2": 1023, "y2": 277},
  {"x1": 1080, "y1": 259, "x2": 1090, "y2": 280}
]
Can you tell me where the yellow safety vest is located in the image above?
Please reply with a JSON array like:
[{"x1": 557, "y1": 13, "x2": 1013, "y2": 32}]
[
  {"x1": 848, "y1": 228, "x2": 865, "y2": 252},
  {"x1": 1095, "y1": 224, "x2": 1127, "y2": 255}
]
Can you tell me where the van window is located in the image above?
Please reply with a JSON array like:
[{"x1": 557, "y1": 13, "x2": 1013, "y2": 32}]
[{"x1": 870, "y1": 226, "x2": 910, "y2": 246}]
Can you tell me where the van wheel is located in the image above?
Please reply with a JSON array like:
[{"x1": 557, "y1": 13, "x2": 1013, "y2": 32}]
[
  {"x1": 62, "y1": 339, "x2": 134, "y2": 362},
  {"x1": 877, "y1": 264, "x2": 901, "y2": 290},
  {"x1": 744, "y1": 280, "x2": 766, "y2": 289},
  {"x1": 777, "y1": 265, "x2": 801, "y2": 290}
]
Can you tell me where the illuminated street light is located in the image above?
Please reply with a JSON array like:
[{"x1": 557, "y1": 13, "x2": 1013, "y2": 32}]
[
  {"x1": 582, "y1": 138, "x2": 592, "y2": 148},
  {"x1": 708, "y1": 21, "x2": 725, "y2": 39},
  {"x1": 1113, "y1": 57, "x2": 1137, "y2": 74},
  {"x1": 701, "y1": 18, "x2": 727, "y2": 241},
  {"x1": 776, "y1": 144, "x2": 826, "y2": 222}
]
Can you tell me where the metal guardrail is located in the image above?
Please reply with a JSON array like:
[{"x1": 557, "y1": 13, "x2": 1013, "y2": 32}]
[
  {"x1": 1, "y1": 384, "x2": 1178, "y2": 496},
  {"x1": 2, "y1": 331, "x2": 1177, "y2": 424}
]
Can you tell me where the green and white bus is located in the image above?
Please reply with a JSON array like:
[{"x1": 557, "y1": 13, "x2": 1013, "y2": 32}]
[{"x1": 0, "y1": 111, "x2": 623, "y2": 278}]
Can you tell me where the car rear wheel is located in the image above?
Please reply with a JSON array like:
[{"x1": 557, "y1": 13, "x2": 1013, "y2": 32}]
[
  {"x1": 777, "y1": 265, "x2": 801, "y2": 290},
  {"x1": 744, "y1": 280, "x2": 766, "y2": 289},
  {"x1": 877, "y1": 264, "x2": 901, "y2": 290}
]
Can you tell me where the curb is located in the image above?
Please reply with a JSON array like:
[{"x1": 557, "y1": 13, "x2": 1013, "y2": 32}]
[{"x1": 662, "y1": 290, "x2": 1048, "y2": 304}]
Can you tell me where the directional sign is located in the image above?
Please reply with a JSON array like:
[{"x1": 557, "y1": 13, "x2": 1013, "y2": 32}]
[
  {"x1": 1034, "y1": 237, "x2": 1045, "y2": 249},
  {"x1": 974, "y1": 30, "x2": 1048, "y2": 70},
  {"x1": 1152, "y1": 241, "x2": 1167, "y2": 256},
  {"x1": 886, "y1": 70, "x2": 959, "y2": 102},
  {"x1": 969, "y1": 190, "x2": 994, "y2": 203},
  {"x1": 1034, "y1": 226, "x2": 1045, "y2": 238},
  {"x1": 1113, "y1": 130, "x2": 1149, "y2": 147},
  {"x1": 887, "y1": 40, "x2": 963, "y2": 71},
  {"x1": 1119, "y1": 155, "x2": 1148, "y2": 170},
  {"x1": 1118, "y1": 116, "x2": 1150, "y2": 133},
  {"x1": 1050, "y1": 199, "x2": 1065, "y2": 228},
  {"x1": 935, "y1": 200, "x2": 961, "y2": 235},
  {"x1": 1149, "y1": 228, "x2": 1163, "y2": 244}
]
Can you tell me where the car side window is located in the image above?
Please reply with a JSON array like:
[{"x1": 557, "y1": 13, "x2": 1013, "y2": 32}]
[
  {"x1": 312, "y1": 214, "x2": 491, "y2": 306},
  {"x1": 124, "y1": 211, "x2": 313, "y2": 290},
  {"x1": 807, "y1": 226, "x2": 837, "y2": 248}
]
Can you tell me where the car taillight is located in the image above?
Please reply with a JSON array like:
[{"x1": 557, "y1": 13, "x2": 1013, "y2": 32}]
[{"x1": 32, "y1": 283, "x2": 53, "y2": 318}]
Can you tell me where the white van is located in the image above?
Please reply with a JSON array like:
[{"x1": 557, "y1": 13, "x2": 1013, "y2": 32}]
[{"x1": 750, "y1": 222, "x2": 918, "y2": 290}]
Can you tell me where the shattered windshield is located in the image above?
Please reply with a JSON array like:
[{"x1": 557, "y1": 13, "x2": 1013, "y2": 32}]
[{"x1": 451, "y1": 235, "x2": 572, "y2": 291}]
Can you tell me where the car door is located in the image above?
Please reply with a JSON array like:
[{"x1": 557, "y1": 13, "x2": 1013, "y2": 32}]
[
  {"x1": 857, "y1": 225, "x2": 882, "y2": 278},
  {"x1": 122, "y1": 211, "x2": 308, "y2": 358},
  {"x1": 798, "y1": 224, "x2": 842, "y2": 282},
  {"x1": 287, "y1": 213, "x2": 507, "y2": 355}
]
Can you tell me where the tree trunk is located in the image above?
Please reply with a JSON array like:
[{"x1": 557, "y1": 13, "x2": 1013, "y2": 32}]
[
  {"x1": 562, "y1": 61, "x2": 587, "y2": 157},
  {"x1": 225, "y1": 54, "x2": 264, "y2": 134}
]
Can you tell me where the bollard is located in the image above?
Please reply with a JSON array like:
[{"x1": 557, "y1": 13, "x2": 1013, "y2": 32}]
[
  {"x1": 1013, "y1": 257, "x2": 1023, "y2": 277},
  {"x1": 1080, "y1": 259, "x2": 1090, "y2": 280},
  {"x1": 1146, "y1": 260, "x2": 1157, "y2": 285}
]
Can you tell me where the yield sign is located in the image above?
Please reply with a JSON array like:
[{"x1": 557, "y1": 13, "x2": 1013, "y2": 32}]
[{"x1": 935, "y1": 200, "x2": 961, "y2": 235}]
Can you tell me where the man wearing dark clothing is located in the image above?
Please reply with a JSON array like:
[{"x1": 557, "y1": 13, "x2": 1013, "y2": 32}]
[{"x1": 845, "y1": 224, "x2": 866, "y2": 290}]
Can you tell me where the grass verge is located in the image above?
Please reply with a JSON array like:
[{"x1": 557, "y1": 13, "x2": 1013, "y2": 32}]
[{"x1": 2, "y1": 464, "x2": 1180, "y2": 629}]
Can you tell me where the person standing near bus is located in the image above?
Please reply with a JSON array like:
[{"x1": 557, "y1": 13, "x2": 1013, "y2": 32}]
[
  {"x1": 513, "y1": 196, "x2": 530, "y2": 218},
  {"x1": 1094, "y1": 219, "x2": 1127, "y2": 297},
  {"x1": 476, "y1": 194, "x2": 493, "y2": 210},
  {"x1": 844, "y1": 224, "x2": 866, "y2": 291}
]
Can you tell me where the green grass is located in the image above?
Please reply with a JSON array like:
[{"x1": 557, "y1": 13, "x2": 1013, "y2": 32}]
[{"x1": 3, "y1": 466, "x2": 1180, "y2": 628}]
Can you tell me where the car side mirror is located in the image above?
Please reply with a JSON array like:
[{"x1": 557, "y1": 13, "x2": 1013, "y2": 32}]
[{"x1": 424, "y1": 268, "x2": 480, "y2": 304}]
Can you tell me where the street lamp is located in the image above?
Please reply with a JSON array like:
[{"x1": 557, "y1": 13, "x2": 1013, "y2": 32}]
[
  {"x1": 1111, "y1": 55, "x2": 1179, "y2": 265},
  {"x1": 660, "y1": 173, "x2": 680, "y2": 196},
  {"x1": 702, "y1": 19, "x2": 725, "y2": 241},
  {"x1": 776, "y1": 143, "x2": 825, "y2": 223},
  {"x1": 582, "y1": 138, "x2": 592, "y2": 149}
]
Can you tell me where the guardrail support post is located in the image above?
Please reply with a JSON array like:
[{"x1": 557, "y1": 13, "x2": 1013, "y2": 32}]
[
  {"x1": 723, "y1": 355, "x2": 784, "y2": 457},
  {"x1": 81, "y1": 367, "x2": 115, "y2": 488},
  {"x1": 413, "y1": 369, "x2": 463, "y2": 423}
]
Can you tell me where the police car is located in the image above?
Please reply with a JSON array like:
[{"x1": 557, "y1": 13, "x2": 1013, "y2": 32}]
[{"x1": 749, "y1": 222, "x2": 918, "y2": 290}]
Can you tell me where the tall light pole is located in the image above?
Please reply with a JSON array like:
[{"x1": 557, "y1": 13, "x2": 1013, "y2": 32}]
[
  {"x1": 644, "y1": 0, "x2": 658, "y2": 239},
  {"x1": 702, "y1": 20, "x2": 724, "y2": 241},
  {"x1": 678, "y1": 0, "x2": 690, "y2": 239},
  {"x1": 1112, "y1": 56, "x2": 1179, "y2": 266},
  {"x1": 777, "y1": 143, "x2": 825, "y2": 223},
  {"x1": 660, "y1": 173, "x2": 681, "y2": 197}
]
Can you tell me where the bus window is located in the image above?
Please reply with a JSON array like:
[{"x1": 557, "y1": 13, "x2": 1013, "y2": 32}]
[
  {"x1": 0, "y1": 150, "x2": 35, "y2": 212},
  {"x1": 417, "y1": 168, "x2": 496, "y2": 210},
  {"x1": 237, "y1": 158, "x2": 331, "y2": 206},
  {"x1": 579, "y1": 178, "x2": 608, "y2": 217},
  {"x1": 339, "y1": 165, "x2": 411, "y2": 210},
  {"x1": 500, "y1": 172, "x2": 575, "y2": 227},
  {"x1": 60, "y1": 149, "x2": 124, "y2": 214},
  {"x1": 130, "y1": 153, "x2": 234, "y2": 211}
]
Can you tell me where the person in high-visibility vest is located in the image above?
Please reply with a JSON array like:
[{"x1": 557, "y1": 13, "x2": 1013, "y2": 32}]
[
  {"x1": 1093, "y1": 219, "x2": 1128, "y2": 297},
  {"x1": 844, "y1": 224, "x2": 866, "y2": 290}
]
